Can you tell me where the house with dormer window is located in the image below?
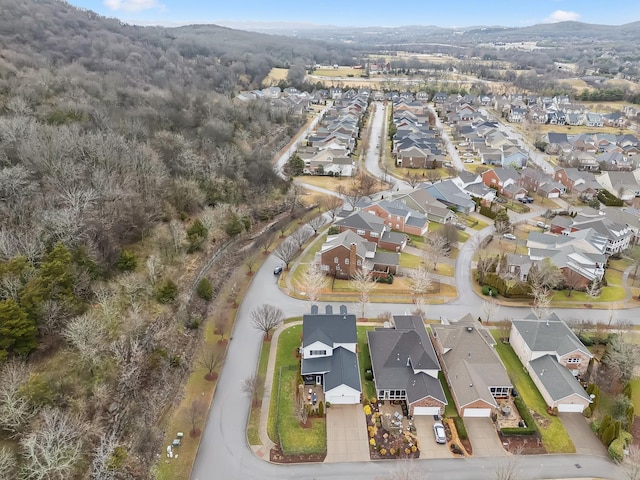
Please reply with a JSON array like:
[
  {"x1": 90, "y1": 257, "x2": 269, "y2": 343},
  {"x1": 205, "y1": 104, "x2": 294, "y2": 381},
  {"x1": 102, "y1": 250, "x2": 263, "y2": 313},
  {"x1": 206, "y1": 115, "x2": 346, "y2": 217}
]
[{"x1": 301, "y1": 305, "x2": 361, "y2": 404}]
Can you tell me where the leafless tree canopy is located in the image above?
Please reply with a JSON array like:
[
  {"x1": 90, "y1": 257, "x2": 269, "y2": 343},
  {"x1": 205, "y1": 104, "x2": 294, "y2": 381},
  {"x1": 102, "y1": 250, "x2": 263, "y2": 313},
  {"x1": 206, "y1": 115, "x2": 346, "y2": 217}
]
[
  {"x1": 241, "y1": 374, "x2": 265, "y2": 405},
  {"x1": 350, "y1": 262, "x2": 375, "y2": 319},
  {"x1": 604, "y1": 334, "x2": 637, "y2": 385},
  {"x1": 198, "y1": 347, "x2": 224, "y2": 376},
  {"x1": 298, "y1": 264, "x2": 328, "y2": 305},
  {"x1": 274, "y1": 239, "x2": 300, "y2": 269},
  {"x1": 322, "y1": 195, "x2": 344, "y2": 221},
  {"x1": 250, "y1": 304, "x2": 285, "y2": 340}
]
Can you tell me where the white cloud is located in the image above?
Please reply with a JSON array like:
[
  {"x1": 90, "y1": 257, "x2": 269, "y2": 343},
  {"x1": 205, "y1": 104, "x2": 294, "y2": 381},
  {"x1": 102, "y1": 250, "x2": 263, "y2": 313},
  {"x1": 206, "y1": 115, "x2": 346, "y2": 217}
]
[
  {"x1": 544, "y1": 10, "x2": 581, "y2": 23},
  {"x1": 103, "y1": 0, "x2": 164, "y2": 13}
]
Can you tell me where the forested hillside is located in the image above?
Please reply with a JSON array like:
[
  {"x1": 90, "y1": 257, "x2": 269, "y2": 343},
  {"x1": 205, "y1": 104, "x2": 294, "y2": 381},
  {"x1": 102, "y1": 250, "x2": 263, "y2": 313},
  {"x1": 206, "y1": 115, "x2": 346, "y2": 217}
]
[{"x1": 0, "y1": 1, "x2": 353, "y2": 478}]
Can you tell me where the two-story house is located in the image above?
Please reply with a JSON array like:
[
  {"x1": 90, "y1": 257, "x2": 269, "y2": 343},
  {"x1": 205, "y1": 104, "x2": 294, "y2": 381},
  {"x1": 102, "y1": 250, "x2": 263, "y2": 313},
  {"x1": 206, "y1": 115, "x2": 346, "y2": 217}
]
[
  {"x1": 301, "y1": 305, "x2": 361, "y2": 404},
  {"x1": 334, "y1": 210, "x2": 408, "y2": 251},
  {"x1": 363, "y1": 200, "x2": 428, "y2": 237},
  {"x1": 481, "y1": 167, "x2": 521, "y2": 196}
]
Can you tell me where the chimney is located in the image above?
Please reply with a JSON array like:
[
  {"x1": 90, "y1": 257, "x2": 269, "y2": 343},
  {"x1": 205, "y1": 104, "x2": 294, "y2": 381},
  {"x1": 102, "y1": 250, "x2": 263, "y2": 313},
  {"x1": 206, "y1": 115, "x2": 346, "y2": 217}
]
[{"x1": 349, "y1": 243, "x2": 357, "y2": 277}]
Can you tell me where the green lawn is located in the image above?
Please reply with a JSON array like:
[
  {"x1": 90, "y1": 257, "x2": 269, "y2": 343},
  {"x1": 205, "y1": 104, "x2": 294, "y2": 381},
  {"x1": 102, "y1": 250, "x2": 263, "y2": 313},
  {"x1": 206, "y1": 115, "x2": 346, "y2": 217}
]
[
  {"x1": 406, "y1": 233, "x2": 426, "y2": 245},
  {"x1": 432, "y1": 262, "x2": 455, "y2": 278},
  {"x1": 247, "y1": 338, "x2": 271, "y2": 445},
  {"x1": 399, "y1": 253, "x2": 422, "y2": 269},
  {"x1": 491, "y1": 331, "x2": 576, "y2": 454},
  {"x1": 267, "y1": 324, "x2": 326, "y2": 455},
  {"x1": 439, "y1": 371, "x2": 459, "y2": 418},
  {"x1": 630, "y1": 378, "x2": 640, "y2": 413},
  {"x1": 357, "y1": 327, "x2": 376, "y2": 400}
]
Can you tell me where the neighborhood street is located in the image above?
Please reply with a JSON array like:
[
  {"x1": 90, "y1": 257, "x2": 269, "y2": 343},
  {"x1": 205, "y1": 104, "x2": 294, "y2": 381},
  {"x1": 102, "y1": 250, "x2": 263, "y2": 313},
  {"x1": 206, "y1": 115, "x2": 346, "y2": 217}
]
[{"x1": 191, "y1": 101, "x2": 631, "y2": 480}]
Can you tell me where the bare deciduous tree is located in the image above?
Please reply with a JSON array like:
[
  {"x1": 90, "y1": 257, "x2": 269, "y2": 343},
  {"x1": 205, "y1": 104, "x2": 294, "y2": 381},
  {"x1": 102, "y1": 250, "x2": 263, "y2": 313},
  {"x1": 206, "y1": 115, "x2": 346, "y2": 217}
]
[
  {"x1": 585, "y1": 279, "x2": 602, "y2": 300},
  {"x1": 187, "y1": 399, "x2": 206, "y2": 437},
  {"x1": 168, "y1": 219, "x2": 185, "y2": 253},
  {"x1": 0, "y1": 446, "x2": 16, "y2": 480},
  {"x1": 337, "y1": 184, "x2": 363, "y2": 210},
  {"x1": 322, "y1": 195, "x2": 343, "y2": 221},
  {"x1": 482, "y1": 298, "x2": 499, "y2": 324},
  {"x1": 245, "y1": 255, "x2": 257, "y2": 275},
  {"x1": 409, "y1": 266, "x2": 434, "y2": 301},
  {"x1": 308, "y1": 215, "x2": 325, "y2": 235},
  {"x1": 298, "y1": 264, "x2": 328, "y2": 305},
  {"x1": 89, "y1": 434, "x2": 118, "y2": 480},
  {"x1": 250, "y1": 304, "x2": 284, "y2": 340},
  {"x1": 0, "y1": 360, "x2": 34, "y2": 436},
  {"x1": 527, "y1": 259, "x2": 563, "y2": 291},
  {"x1": 563, "y1": 269, "x2": 584, "y2": 297},
  {"x1": 604, "y1": 334, "x2": 637, "y2": 385},
  {"x1": 350, "y1": 262, "x2": 375, "y2": 319},
  {"x1": 295, "y1": 394, "x2": 309, "y2": 426},
  {"x1": 241, "y1": 374, "x2": 265, "y2": 407},
  {"x1": 493, "y1": 448, "x2": 522, "y2": 480},
  {"x1": 357, "y1": 172, "x2": 378, "y2": 196},
  {"x1": 145, "y1": 254, "x2": 162, "y2": 287},
  {"x1": 290, "y1": 227, "x2": 311, "y2": 250},
  {"x1": 405, "y1": 173, "x2": 422, "y2": 189},
  {"x1": 531, "y1": 285, "x2": 552, "y2": 321},
  {"x1": 623, "y1": 444, "x2": 640, "y2": 480},
  {"x1": 20, "y1": 408, "x2": 85, "y2": 480},
  {"x1": 64, "y1": 312, "x2": 109, "y2": 369},
  {"x1": 273, "y1": 239, "x2": 299, "y2": 269},
  {"x1": 260, "y1": 232, "x2": 275, "y2": 255},
  {"x1": 422, "y1": 233, "x2": 449, "y2": 272},
  {"x1": 214, "y1": 310, "x2": 229, "y2": 341},
  {"x1": 198, "y1": 347, "x2": 224, "y2": 380},
  {"x1": 425, "y1": 169, "x2": 442, "y2": 184}
]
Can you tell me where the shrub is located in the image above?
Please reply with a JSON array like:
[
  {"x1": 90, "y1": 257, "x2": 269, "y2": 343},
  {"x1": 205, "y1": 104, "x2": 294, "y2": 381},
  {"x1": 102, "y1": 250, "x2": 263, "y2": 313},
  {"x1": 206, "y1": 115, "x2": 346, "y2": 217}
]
[
  {"x1": 196, "y1": 277, "x2": 213, "y2": 301},
  {"x1": 116, "y1": 249, "x2": 137, "y2": 271},
  {"x1": 363, "y1": 404, "x2": 372, "y2": 416},
  {"x1": 451, "y1": 443, "x2": 464, "y2": 455},
  {"x1": 327, "y1": 226, "x2": 340, "y2": 235},
  {"x1": 453, "y1": 416, "x2": 467, "y2": 440},
  {"x1": 479, "y1": 205, "x2": 497, "y2": 219},
  {"x1": 608, "y1": 437, "x2": 625, "y2": 462},
  {"x1": 369, "y1": 438, "x2": 375, "y2": 446},
  {"x1": 364, "y1": 371, "x2": 374, "y2": 381},
  {"x1": 597, "y1": 189, "x2": 624, "y2": 207},
  {"x1": 154, "y1": 278, "x2": 178, "y2": 304},
  {"x1": 389, "y1": 447, "x2": 396, "y2": 456},
  {"x1": 513, "y1": 397, "x2": 538, "y2": 434},
  {"x1": 380, "y1": 448, "x2": 387, "y2": 455},
  {"x1": 325, "y1": 401, "x2": 331, "y2": 408},
  {"x1": 481, "y1": 285, "x2": 497, "y2": 296}
]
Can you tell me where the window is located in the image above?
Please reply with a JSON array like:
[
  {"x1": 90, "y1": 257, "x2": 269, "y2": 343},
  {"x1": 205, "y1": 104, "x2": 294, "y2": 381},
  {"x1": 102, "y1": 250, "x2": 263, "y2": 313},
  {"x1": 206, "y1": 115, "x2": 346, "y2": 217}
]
[
  {"x1": 356, "y1": 229, "x2": 365, "y2": 235},
  {"x1": 566, "y1": 358, "x2": 581, "y2": 364},
  {"x1": 370, "y1": 232, "x2": 379, "y2": 238},
  {"x1": 334, "y1": 257, "x2": 339, "y2": 264},
  {"x1": 357, "y1": 260, "x2": 361, "y2": 266},
  {"x1": 321, "y1": 264, "x2": 329, "y2": 271},
  {"x1": 310, "y1": 350, "x2": 327, "y2": 356},
  {"x1": 490, "y1": 387, "x2": 511, "y2": 397},
  {"x1": 345, "y1": 258, "x2": 349, "y2": 265}
]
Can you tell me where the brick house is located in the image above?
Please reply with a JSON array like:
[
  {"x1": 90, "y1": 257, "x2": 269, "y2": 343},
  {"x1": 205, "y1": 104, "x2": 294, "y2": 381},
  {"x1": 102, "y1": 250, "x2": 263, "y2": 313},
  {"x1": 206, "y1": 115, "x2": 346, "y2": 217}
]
[
  {"x1": 481, "y1": 166, "x2": 520, "y2": 196},
  {"x1": 363, "y1": 200, "x2": 428, "y2": 237},
  {"x1": 334, "y1": 210, "x2": 408, "y2": 251},
  {"x1": 317, "y1": 230, "x2": 399, "y2": 279},
  {"x1": 509, "y1": 315, "x2": 592, "y2": 413}
]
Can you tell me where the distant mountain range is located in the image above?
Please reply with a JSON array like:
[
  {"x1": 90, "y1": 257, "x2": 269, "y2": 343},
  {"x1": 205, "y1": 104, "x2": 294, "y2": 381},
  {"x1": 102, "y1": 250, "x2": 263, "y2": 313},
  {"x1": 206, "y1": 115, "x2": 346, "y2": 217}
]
[{"x1": 216, "y1": 20, "x2": 640, "y2": 46}]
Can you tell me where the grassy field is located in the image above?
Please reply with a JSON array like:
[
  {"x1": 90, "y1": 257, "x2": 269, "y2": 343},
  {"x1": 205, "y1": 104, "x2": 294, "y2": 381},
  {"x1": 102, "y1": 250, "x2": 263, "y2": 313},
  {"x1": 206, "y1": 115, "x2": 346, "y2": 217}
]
[
  {"x1": 312, "y1": 67, "x2": 365, "y2": 78},
  {"x1": 263, "y1": 67, "x2": 288, "y2": 86},
  {"x1": 247, "y1": 338, "x2": 272, "y2": 445},
  {"x1": 297, "y1": 174, "x2": 388, "y2": 195},
  {"x1": 268, "y1": 324, "x2": 326, "y2": 455},
  {"x1": 492, "y1": 332, "x2": 575, "y2": 454},
  {"x1": 357, "y1": 327, "x2": 376, "y2": 400}
]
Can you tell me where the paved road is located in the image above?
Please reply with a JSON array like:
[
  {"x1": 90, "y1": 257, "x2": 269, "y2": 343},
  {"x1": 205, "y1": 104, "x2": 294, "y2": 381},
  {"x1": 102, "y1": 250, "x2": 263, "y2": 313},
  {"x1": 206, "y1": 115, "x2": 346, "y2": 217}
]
[
  {"x1": 429, "y1": 105, "x2": 464, "y2": 172},
  {"x1": 192, "y1": 101, "x2": 628, "y2": 480}
]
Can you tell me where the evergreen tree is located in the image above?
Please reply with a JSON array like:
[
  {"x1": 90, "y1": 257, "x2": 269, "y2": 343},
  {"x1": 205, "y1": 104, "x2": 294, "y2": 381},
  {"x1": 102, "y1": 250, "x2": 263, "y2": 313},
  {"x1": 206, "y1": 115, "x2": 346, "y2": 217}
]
[{"x1": 0, "y1": 299, "x2": 37, "y2": 360}]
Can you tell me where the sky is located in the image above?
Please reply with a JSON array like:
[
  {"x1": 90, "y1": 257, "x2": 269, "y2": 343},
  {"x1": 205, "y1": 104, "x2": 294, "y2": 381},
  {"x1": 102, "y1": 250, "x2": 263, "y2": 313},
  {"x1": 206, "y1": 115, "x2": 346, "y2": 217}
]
[{"x1": 67, "y1": 0, "x2": 640, "y2": 28}]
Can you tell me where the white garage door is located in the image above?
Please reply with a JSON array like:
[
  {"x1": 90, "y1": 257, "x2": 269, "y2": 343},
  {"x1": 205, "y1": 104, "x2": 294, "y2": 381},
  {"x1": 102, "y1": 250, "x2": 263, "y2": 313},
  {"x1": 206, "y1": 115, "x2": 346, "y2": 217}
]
[
  {"x1": 558, "y1": 403, "x2": 585, "y2": 413},
  {"x1": 548, "y1": 192, "x2": 560, "y2": 198},
  {"x1": 326, "y1": 394, "x2": 359, "y2": 405},
  {"x1": 463, "y1": 408, "x2": 491, "y2": 417},
  {"x1": 413, "y1": 406, "x2": 441, "y2": 416}
]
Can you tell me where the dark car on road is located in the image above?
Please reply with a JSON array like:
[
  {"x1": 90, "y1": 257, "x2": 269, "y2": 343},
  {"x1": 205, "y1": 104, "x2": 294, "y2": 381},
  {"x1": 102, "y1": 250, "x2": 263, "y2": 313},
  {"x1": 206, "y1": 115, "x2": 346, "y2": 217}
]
[{"x1": 273, "y1": 265, "x2": 283, "y2": 275}]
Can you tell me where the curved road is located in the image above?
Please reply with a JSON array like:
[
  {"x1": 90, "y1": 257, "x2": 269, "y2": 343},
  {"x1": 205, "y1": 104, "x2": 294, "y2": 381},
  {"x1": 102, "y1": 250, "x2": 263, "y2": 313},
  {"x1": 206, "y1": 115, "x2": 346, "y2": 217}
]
[{"x1": 192, "y1": 101, "x2": 629, "y2": 480}]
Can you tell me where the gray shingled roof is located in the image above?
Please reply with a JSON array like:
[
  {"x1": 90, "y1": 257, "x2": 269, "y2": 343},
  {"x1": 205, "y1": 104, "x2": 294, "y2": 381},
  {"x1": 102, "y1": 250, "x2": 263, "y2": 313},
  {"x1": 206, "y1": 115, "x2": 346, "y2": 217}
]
[
  {"x1": 511, "y1": 319, "x2": 591, "y2": 358},
  {"x1": 335, "y1": 211, "x2": 386, "y2": 235},
  {"x1": 529, "y1": 355, "x2": 590, "y2": 403},
  {"x1": 373, "y1": 251, "x2": 400, "y2": 267},
  {"x1": 322, "y1": 230, "x2": 370, "y2": 259},
  {"x1": 367, "y1": 316, "x2": 446, "y2": 404},
  {"x1": 302, "y1": 313, "x2": 357, "y2": 348},
  {"x1": 432, "y1": 317, "x2": 511, "y2": 409},
  {"x1": 324, "y1": 347, "x2": 361, "y2": 392}
]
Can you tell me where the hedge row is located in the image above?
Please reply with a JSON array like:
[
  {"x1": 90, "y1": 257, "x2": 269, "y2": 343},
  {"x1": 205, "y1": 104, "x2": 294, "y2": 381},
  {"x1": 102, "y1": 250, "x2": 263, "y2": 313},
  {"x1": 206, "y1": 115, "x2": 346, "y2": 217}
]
[
  {"x1": 597, "y1": 189, "x2": 624, "y2": 207},
  {"x1": 479, "y1": 205, "x2": 497, "y2": 219},
  {"x1": 483, "y1": 273, "x2": 532, "y2": 298},
  {"x1": 453, "y1": 416, "x2": 468, "y2": 440},
  {"x1": 500, "y1": 396, "x2": 538, "y2": 436}
]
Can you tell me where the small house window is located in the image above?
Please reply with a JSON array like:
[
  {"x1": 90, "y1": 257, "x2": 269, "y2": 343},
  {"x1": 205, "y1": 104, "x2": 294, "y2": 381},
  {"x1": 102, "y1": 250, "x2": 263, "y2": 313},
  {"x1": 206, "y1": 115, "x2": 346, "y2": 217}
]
[
  {"x1": 566, "y1": 358, "x2": 581, "y2": 364},
  {"x1": 310, "y1": 350, "x2": 327, "y2": 356},
  {"x1": 357, "y1": 260, "x2": 361, "y2": 266},
  {"x1": 357, "y1": 229, "x2": 365, "y2": 235},
  {"x1": 334, "y1": 257, "x2": 339, "y2": 264},
  {"x1": 345, "y1": 259, "x2": 349, "y2": 265}
]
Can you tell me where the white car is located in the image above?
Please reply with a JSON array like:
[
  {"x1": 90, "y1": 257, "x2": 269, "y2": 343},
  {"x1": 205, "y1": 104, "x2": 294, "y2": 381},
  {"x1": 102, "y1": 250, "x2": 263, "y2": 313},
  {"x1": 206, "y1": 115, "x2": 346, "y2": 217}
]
[
  {"x1": 536, "y1": 221, "x2": 549, "y2": 229},
  {"x1": 433, "y1": 422, "x2": 446, "y2": 444},
  {"x1": 502, "y1": 233, "x2": 517, "y2": 240},
  {"x1": 463, "y1": 159, "x2": 474, "y2": 164}
]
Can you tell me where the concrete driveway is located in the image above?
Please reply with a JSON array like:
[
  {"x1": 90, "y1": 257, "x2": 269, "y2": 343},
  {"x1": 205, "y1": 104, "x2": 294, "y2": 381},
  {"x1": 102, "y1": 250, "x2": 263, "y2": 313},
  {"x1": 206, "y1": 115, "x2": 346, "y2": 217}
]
[
  {"x1": 325, "y1": 404, "x2": 370, "y2": 463},
  {"x1": 413, "y1": 416, "x2": 452, "y2": 459},
  {"x1": 560, "y1": 413, "x2": 608, "y2": 456},
  {"x1": 464, "y1": 418, "x2": 507, "y2": 457}
]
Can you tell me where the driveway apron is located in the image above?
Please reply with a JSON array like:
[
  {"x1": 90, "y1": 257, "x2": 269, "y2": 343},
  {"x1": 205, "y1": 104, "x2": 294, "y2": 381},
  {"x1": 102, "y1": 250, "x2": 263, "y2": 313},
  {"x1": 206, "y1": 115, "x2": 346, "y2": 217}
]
[
  {"x1": 464, "y1": 418, "x2": 507, "y2": 457},
  {"x1": 560, "y1": 413, "x2": 608, "y2": 456},
  {"x1": 325, "y1": 404, "x2": 370, "y2": 462},
  {"x1": 413, "y1": 416, "x2": 453, "y2": 459}
]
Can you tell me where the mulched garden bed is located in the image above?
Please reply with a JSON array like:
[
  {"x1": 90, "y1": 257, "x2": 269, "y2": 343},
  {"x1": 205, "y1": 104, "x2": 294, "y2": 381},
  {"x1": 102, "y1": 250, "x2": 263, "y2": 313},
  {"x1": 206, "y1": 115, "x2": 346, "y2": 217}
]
[
  {"x1": 269, "y1": 444, "x2": 326, "y2": 463},
  {"x1": 363, "y1": 403, "x2": 420, "y2": 460}
]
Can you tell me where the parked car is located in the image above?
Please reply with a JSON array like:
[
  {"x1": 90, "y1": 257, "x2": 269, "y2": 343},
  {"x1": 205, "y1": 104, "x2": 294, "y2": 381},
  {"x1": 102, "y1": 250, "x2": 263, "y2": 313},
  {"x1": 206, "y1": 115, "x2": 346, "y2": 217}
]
[
  {"x1": 536, "y1": 221, "x2": 549, "y2": 229},
  {"x1": 463, "y1": 159, "x2": 474, "y2": 164},
  {"x1": 454, "y1": 222, "x2": 466, "y2": 230},
  {"x1": 444, "y1": 162, "x2": 453, "y2": 167},
  {"x1": 525, "y1": 196, "x2": 534, "y2": 203},
  {"x1": 502, "y1": 233, "x2": 517, "y2": 240},
  {"x1": 433, "y1": 422, "x2": 446, "y2": 444},
  {"x1": 518, "y1": 197, "x2": 527, "y2": 203},
  {"x1": 496, "y1": 197, "x2": 506, "y2": 204},
  {"x1": 273, "y1": 265, "x2": 283, "y2": 275}
]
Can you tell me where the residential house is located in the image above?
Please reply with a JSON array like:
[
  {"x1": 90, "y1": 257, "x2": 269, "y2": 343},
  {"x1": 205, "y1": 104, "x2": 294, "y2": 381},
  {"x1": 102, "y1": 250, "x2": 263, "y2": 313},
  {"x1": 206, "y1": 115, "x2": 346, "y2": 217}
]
[
  {"x1": 367, "y1": 315, "x2": 447, "y2": 416},
  {"x1": 334, "y1": 210, "x2": 408, "y2": 251},
  {"x1": 317, "y1": 230, "x2": 400, "y2": 279},
  {"x1": 481, "y1": 167, "x2": 521, "y2": 196},
  {"x1": 596, "y1": 171, "x2": 640, "y2": 201},
  {"x1": 432, "y1": 316, "x2": 512, "y2": 417},
  {"x1": 301, "y1": 305, "x2": 361, "y2": 404},
  {"x1": 363, "y1": 200, "x2": 429, "y2": 237},
  {"x1": 392, "y1": 188, "x2": 457, "y2": 224},
  {"x1": 509, "y1": 315, "x2": 593, "y2": 412},
  {"x1": 425, "y1": 180, "x2": 475, "y2": 214},
  {"x1": 554, "y1": 168, "x2": 600, "y2": 197}
]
